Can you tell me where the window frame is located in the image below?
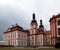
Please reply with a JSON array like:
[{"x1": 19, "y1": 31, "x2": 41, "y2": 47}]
[
  {"x1": 58, "y1": 20, "x2": 60, "y2": 25},
  {"x1": 58, "y1": 28, "x2": 60, "y2": 35}
]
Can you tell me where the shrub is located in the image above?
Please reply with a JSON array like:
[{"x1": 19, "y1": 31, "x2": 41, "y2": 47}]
[
  {"x1": 0, "y1": 45, "x2": 14, "y2": 47},
  {"x1": 55, "y1": 42, "x2": 60, "y2": 48}
]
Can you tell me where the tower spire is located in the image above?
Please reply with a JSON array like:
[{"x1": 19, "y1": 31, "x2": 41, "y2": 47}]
[
  {"x1": 39, "y1": 20, "x2": 43, "y2": 27},
  {"x1": 31, "y1": 13, "x2": 37, "y2": 23},
  {"x1": 33, "y1": 13, "x2": 35, "y2": 20},
  {"x1": 40, "y1": 20, "x2": 42, "y2": 25}
]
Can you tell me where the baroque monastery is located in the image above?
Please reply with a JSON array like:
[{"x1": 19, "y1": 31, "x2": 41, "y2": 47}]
[{"x1": 3, "y1": 13, "x2": 60, "y2": 46}]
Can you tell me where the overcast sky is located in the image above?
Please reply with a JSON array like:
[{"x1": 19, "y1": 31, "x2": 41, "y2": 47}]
[{"x1": 0, "y1": 0, "x2": 60, "y2": 41}]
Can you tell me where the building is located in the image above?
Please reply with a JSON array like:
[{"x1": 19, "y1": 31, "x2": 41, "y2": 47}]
[
  {"x1": 3, "y1": 24, "x2": 28, "y2": 46},
  {"x1": 29, "y1": 13, "x2": 51, "y2": 46},
  {"x1": 3, "y1": 13, "x2": 60, "y2": 46},
  {"x1": 0, "y1": 41, "x2": 4, "y2": 45},
  {"x1": 49, "y1": 13, "x2": 60, "y2": 45}
]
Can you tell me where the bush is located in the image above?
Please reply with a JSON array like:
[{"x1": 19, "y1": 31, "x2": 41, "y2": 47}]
[
  {"x1": 0, "y1": 45, "x2": 14, "y2": 47},
  {"x1": 55, "y1": 42, "x2": 60, "y2": 48}
]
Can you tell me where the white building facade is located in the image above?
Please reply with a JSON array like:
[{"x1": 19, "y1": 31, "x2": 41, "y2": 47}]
[{"x1": 4, "y1": 24, "x2": 28, "y2": 46}]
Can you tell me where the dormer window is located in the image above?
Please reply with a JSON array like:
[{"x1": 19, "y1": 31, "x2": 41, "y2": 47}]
[{"x1": 58, "y1": 20, "x2": 60, "y2": 25}]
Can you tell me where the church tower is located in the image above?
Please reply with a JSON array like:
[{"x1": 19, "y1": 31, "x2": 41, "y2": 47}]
[
  {"x1": 30, "y1": 13, "x2": 38, "y2": 34},
  {"x1": 38, "y1": 20, "x2": 47, "y2": 46},
  {"x1": 29, "y1": 13, "x2": 38, "y2": 46},
  {"x1": 39, "y1": 20, "x2": 44, "y2": 31}
]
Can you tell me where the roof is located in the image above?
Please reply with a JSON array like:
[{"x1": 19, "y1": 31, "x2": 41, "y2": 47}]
[
  {"x1": 45, "y1": 31, "x2": 51, "y2": 35},
  {"x1": 4, "y1": 24, "x2": 24, "y2": 33},
  {"x1": 31, "y1": 20, "x2": 37, "y2": 23},
  {"x1": 24, "y1": 30, "x2": 30, "y2": 35},
  {"x1": 49, "y1": 13, "x2": 60, "y2": 22}
]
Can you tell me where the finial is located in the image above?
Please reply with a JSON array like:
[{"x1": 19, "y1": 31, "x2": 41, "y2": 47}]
[
  {"x1": 12, "y1": 25, "x2": 14, "y2": 27},
  {"x1": 33, "y1": 13, "x2": 35, "y2": 20},
  {"x1": 40, "y1": 20, "x2": 42, "y2": 25},
  {"x1": 16, "y1": 23, "x2": 18, "y2": 26},
  {"x1": 39, "y1": 19, "x2": 43, "y2": 27}
]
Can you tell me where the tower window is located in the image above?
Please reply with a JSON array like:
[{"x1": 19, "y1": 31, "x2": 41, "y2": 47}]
[
  {"x1": 58, "y1": 28, "x2": 60, "y2": 35},
  {"x1": 58, "y1": 20, "x2": 60, "y2": 25},
  {"x1": 32, "y1": 30, "x2": 33, "y2": 33}
]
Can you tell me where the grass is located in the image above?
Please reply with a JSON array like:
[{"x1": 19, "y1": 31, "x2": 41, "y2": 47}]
[{"x1": 0, "y1": 47, "x2": 60, "y2": 50}]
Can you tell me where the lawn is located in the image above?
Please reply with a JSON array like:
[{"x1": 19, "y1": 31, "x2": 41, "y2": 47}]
[{"x1": 0, "y1": 47, "x2": 60, "y2": 50}]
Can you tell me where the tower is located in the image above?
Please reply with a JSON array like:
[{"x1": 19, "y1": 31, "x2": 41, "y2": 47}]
[
  {"x1": 38, "y1": 20, "x2": 47, "y2": 46},
  {"x1": 29, "y1": 13, "x2": 38, "y2": 46},
  {"x1": 30, "y1": 13, "x2": 38, "y2": 34},
  {"x1": 39, "y1": 20, "x2": 44, "y2": 31}
]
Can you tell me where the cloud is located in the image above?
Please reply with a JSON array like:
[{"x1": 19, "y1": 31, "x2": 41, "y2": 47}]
[{"x1": 0, "y1": 2, "x2": 29, "y2": 40}]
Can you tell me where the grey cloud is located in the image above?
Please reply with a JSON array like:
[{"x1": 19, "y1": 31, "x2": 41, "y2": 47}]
[{"x1": 0, "y1": 5, "x2": 29, "y2": 40}]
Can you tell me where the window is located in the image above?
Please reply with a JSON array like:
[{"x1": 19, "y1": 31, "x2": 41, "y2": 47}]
[
  {"x1": 13, "y1": 34, "x2": 14, "y2": 38},
  {"x1": 21, "y1": 35, "x2": 23, "y2": 38},
  {"x1": 18, "y1": 34, "x2": 20, "y2": 38},
  {"x1": 58, "y1": 20, "x2": 60, "y2": 25},
  {"x1": 13, "y1": 42, "x2": 14, "y2": 45},
  {"x1": 34, "y1": 29, "x2": 36, "y2": 34},
  {"x1": 8, "y1": 35, "x2": 10, "y2": 38},
  {"x1": 18, "y1": 41, "x2": 20, "y2": 45},
  {"x1": 58, "y1": 28, "x2": 60, "y2": 35},
  {"x1": 24, "y1": 42, "x2": 26, "y2": 44},
  {"x1": 8, "y1": 40, "x2": 10, "y2": 45},
  {"x1": 24, "y1": 36, "x2": 26, "y2": 39},
  {"x1": 22, "y1": 42, "x2": 23, "y2": 45},
  {"x1": 32, "y1": 30, "x2": 33, "y2": 33},
  {"x1": 32, "y1": 36, "x2": 34, "y2": 39},
  {"x1": 38, "y1": 42, "x2": 40, "y2": 44},
  {"x1": 32, "y1": 42, "x2": 34, "y2": 45}
]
